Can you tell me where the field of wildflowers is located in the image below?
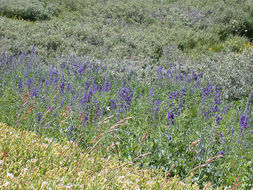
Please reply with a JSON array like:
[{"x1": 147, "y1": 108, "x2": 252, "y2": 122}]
[
  {"x1": 0, "y1": 0, "x2": 253, "y2": 189},
  {"x1": 0, "y1": 48, "x2": 252, "y2": 188}
]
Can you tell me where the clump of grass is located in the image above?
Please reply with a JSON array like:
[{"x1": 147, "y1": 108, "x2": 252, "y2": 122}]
[{"x1": 0, "y1": 122, "x2": 203, "y2": 189}]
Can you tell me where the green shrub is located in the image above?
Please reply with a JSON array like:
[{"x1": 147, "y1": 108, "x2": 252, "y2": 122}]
[
  {"x1": 201, "y1": 49, "x2": 253, "y2": 100},
  {"x1": 0, "y1": 0, "x2": 60, "y2": 21}
]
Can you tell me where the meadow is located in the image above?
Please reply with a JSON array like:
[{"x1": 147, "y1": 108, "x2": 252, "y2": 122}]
[{"x1": 0, "y1": 0, "x2": 252, "y2": 189}]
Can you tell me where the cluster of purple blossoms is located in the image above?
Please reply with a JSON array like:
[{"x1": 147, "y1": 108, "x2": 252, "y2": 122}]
[
  {"x1": 167, "y1": 110, "x2": 174, "y2": 125},
  {"x1": 118, "y1": 86, "x2": 134, "y2": 112}
]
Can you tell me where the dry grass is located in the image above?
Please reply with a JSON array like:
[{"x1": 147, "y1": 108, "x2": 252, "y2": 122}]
[{"x1": 0, "y1": 122, "x2": 203, "y2": 189}]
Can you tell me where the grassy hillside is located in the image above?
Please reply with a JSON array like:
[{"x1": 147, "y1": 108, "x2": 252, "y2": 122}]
[
  {"x1": 0, "y1": 122, "x2": 204, "y2": 189},
  {"x1": 0, "y1": 0, "x2": 252, "y2": 189}
]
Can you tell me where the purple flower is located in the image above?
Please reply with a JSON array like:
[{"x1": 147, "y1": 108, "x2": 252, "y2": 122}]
[
  {"x1": 87, "y1": 90, "x2": 93, "y2": 103},
  {"x1": 216, "y1": 115, "x2": 222, "y2": 124},
  {"x1": 119, "y1": 86, "x2": 134, "y2": 111},
  {"x1": 61, "y1": 61, "x2": 66, "y2": 70},
  {"x1": 212, "y1": 105, "x2": 218, "y2": 113},
  {"x1": 202, "y1": 84, "x2": 212, "y2": 97},
  {"x1": 167, "y1": 110, "x2": 174, "y2": 125},
  {"x1": 54, "y1": 77, "x2": 59, "y2": 86},
  {"x1": 27, "y1": 78, "x2": 32, "y2": 88},
  {"x1": 60, "y1": 81, "x2": 65, "y2": 93},
  {"x1": 239, "y1": 114, "x2": 248, "y2": 129},
  {"x1": 36, "y1": 112, "x2": 41, "y2": 123},
  {"x1": 231, "y1": 128, "x2": 235, "y2": 137},
  {"x1": 157, "y1": 66, "x2": 163, "y2": 79},
  {"x1": 32, "y1": 87, "x2": 38, "y2": 97},
  {"x1": 103, "y1": 77, "x2": 111, "y2": 92},
  {"x1": 147, "y1": 87, "x2": 155, "y2": 103},
  {"x1": 110, "y1": 99, "x2": 116, "y2": 111},
  {"x1": 153, "y1": 100, "x2": 162, "y2": 119},
  {"x1": 68, "y1": 125, "x2": 74, "y2": 138},
  {"x1": 214, "y1": 98, "x2": 221, "y2": 105}
]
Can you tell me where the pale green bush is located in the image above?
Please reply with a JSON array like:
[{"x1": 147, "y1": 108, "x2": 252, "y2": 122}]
[{"x1": 0, "y1": 0, "x2": 59, "y2": 21}]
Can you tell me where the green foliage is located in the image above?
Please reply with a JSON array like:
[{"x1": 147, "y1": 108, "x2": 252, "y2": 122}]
[
  {"x1": 0, "y1": 0, "x2": 252, "y2": 64},
  {"x1": 0, "y1": 0, "x2": 60, "y2": 21},
  {"x1": 202, "y1": 49, "x2": 253, "y2": 100}
]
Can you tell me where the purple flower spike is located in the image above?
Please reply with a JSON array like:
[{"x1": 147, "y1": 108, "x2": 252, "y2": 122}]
[
  {"x1": 36, "y1": 112, "x2": 41, "y2": 123},
  {"x1": 240, "y1": 114, "x2": 248, "y2": 128},
  {"x1": 231, "y1": 128, "x2": 235, "y2": 137},
  {"x1": 68, "y1": 125, "x2": 74, "y2": 138},
  {"x1": 216, "y1": 115, "x2": 222, "y2": 124},
  {"x1": 212, "y1": 105, "x2": 218, "y2": 113},
  {"x1": 27, "y1": 78, "x2": 32, "y2": 88},
  {"x1": 32, "y1": 87, "x2": 38, "y2": 97},
  {"x1": 60, "y1": 81, "x2": 65, "y2": 93},
  {"x1": 103, "y1": 77, "x2": 111, "y2": 92},
  {"x1": 167, "y1": 110, "x2": 174, "y2": 125}
]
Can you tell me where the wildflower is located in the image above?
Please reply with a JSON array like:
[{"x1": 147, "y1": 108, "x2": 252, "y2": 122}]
[
  {"x1": 32, "y1": 87, "x2": 38, "y2": 97},
  {"x1": 27, "y1": 78, "x2": 32, "y2": 88},
  {"x1": 216, "y1": 115, "x2": 222, "y2": 124},
  {"x1": 167, "y1": 110, "x2": 174, "y2": 125},
  {"x1": 239, "y1": 114, "x2": 248, "y2": 129},
  {"x1": 60, "y1": 81, "x2": 65, "y2": 93},
  {"x1": 147, "y1": 87, "x2": 154, "y2": 103},
  {"x1": 212, "y1": 105, "x2": 218, "y2": 113},
  {"x1": 202, "y1": 84, "x2": 212, "y2": 97},
  {"x1": 68, "y1": 125, "x2": 74, "y2": 138},
  {"x1": 231, "y1": 128, "x2": 235, "y2": 137},
  {"x1": 61, "y1": 61, "x2": 66, "y2": 70},
  {"x1": 157, "y1": 66, "x2": 163, "y2": 79},
  {"x1": 7, "y1": 172, "x2": 14, "y2": 179},
  {"x1": 36, "y1": 112, "x2": 41, "y2": 123},
  {"x1": 110, "y1": 99, "x2": 116, "y2": 111},
  {"x1": 119, "y1": 86, "x2": 134, "y2": 111},
  {"x1": 103, "y1": 77, "x2": 111, "y2": 92},
  {"x1": 54, "y1": 77, "x2": 59, "y2": 86},
  {"x1": 153, "y1": 100, "x2": 162, "y2": 120},
  {"x1": 41, "y1": 181, "x2": 48, "y2": 188}
]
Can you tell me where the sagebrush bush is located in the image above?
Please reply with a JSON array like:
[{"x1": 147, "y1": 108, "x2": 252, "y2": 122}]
[
  {"x1": 0, "y1": 0, "x2": 59, "y2": 21},
  {"x1": 0, "y1": 0, "x2": 252, "y2": 64},
  {"x1": 201, "y1": 49, "x2": 253, "y2": 100}
]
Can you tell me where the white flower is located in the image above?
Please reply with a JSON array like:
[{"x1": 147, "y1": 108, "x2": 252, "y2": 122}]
[
  {"x1": 41, "y1": 181, "x2": 48, "y2": 188},
  {"x1": 22, "y1": 168, "x2": 28, "y2": 173},
  {"x1": 31, "y1": 159, "x2": 37, "y2": 163},
  {"x1": 7, "y1": 172, "x2": 14, "y2": 179}
]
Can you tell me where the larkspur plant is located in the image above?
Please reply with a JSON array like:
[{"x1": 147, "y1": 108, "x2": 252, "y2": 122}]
[{"x1": 0, "y1": 48, "x2": 252, "y2": 189}]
